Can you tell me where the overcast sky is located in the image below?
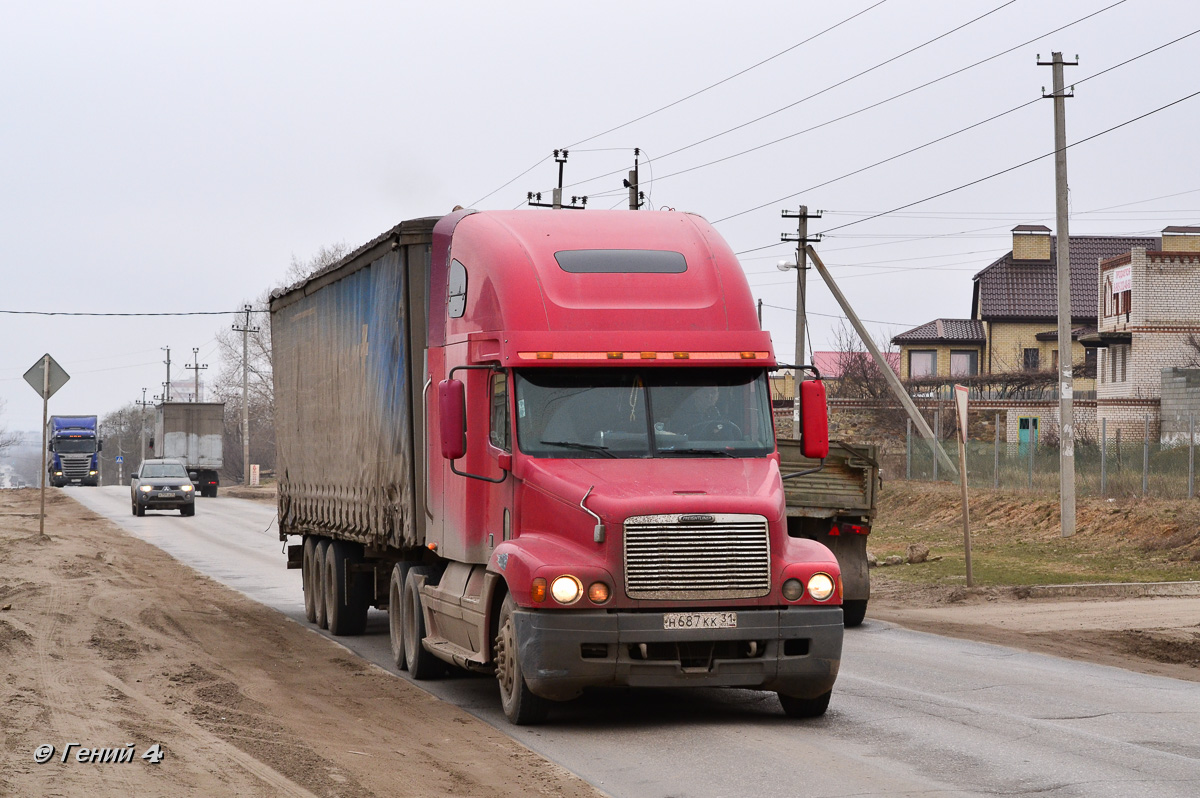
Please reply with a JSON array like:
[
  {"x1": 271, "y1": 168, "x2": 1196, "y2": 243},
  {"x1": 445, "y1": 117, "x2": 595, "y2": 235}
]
[{"x1": 2, "y1": 0, "x2": 1198, "y2": 433}]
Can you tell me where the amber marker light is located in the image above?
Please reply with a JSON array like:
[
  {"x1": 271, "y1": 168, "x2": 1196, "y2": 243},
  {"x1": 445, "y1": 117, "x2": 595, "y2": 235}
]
[
  {"x1": 587, "y1": 582, "x2": 611, "y2": 604},
  {"x1": 531, "y1": 577, "x2": 548, "y2": 603}
]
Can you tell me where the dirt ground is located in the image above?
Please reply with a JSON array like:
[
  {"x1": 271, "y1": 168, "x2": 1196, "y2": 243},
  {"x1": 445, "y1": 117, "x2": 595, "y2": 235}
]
[
  {"x1": 2, "y1": 489, "x2": 1198, "y2": 797},
  {"x1": 0, "y1": 488, "x2": 602, "y2": 798}
]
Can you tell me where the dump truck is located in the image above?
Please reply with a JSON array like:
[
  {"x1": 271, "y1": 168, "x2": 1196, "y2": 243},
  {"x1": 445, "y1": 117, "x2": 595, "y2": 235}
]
[
  {"x1": 153, "y1": 402, "x2": 224, "y2": 496},
  {"x1": 47, "y1": 415, "x2": 101, "y2": 486},
  {"x1": 779, "y1": 440, "x2": 880, "y2": 627},
  {"x1": 271, "y1": 210, "x2": 843, "y2": 724}
]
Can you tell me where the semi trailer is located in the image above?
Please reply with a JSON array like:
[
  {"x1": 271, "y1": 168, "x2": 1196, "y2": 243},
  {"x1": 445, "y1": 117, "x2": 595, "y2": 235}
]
[
  {"x1": 153, "y1": 402, "x2": 224, "y2": 496},
  {"x1": 271, "y1": 209, "x2": 843, "y2": 724}
]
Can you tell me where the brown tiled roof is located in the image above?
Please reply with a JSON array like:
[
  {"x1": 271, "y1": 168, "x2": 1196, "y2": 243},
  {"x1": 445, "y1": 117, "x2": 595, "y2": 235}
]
[
  {"x1": 892, "y1": 318, "x2": 985, "y2": 344},
  {"x1": 971, "y1": 234, "x2": 1158, "y2": 321},
  {"x1": 1163, "y1": 226, "x2": 1200, "y2": 233}
]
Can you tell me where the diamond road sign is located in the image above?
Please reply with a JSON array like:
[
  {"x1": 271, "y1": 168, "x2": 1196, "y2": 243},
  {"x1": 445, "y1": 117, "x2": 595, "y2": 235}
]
[{"x1": 23, "y1": 354, "x2": 70, "y2": 399}]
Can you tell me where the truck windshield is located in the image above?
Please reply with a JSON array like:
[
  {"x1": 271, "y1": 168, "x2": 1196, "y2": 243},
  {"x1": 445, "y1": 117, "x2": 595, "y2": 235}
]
[
  {"x1": 53, "y1": 439, "x2": 97, "y2": 454},
  {"x1": 514, "y1": 368, "x2": 775, "y2": 459}
]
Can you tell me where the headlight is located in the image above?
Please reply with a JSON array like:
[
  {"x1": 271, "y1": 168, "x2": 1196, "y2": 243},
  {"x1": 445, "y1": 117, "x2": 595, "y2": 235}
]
[
  {"x1": 782, "y1": 578, "x2": 804, "y2": 601},
  {"x1": 587, "y1": 581, "x2": 611, "y2": 604},
  {"x1": 180, "y1": 485, "x2": 194, "y2": 492},
  {"x1": 54, "y1": 471, "x2": 63, "y2": 476},
  {"x1": 807, "y1": 573, "x2": 836, "y2": 602},
  {"x1": 88, "y1": 470, "x2": 98, "y2": 476},
  {"x1": 550, "y1": 575, "x2": 583, "y2": 605},
  {"x1": 139, "y1": 485, "x2": 152, "y2": 492}
]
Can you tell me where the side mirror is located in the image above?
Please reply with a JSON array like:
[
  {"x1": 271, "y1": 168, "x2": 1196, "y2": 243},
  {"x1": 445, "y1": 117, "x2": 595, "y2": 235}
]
[
  {"x1": 131, "y1": 473, "x2": 139, "y2": 480},
  {"x1": 189, "y1": 471, "x2": 199, "y2": 481},
  {"x1": 800, "y1": 379, "x2": 830, "y2": 459},
  {"x1": 438, "y1": 379, "x2": 467, "y2": 460},
  {"x1": 97, "y1": 440, "x2": 103, "y2": 452}
]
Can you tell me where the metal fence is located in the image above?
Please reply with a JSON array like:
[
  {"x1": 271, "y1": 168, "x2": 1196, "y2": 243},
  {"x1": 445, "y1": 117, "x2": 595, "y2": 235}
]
[{"x1": 894, "y1": 414, "x2": 1200, "y2": 500}]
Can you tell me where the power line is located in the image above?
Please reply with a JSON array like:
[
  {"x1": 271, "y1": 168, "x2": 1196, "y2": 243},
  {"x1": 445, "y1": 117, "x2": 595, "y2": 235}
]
[
  {"x1": 818, "y1": 87, "x2": 1200, "y2": 237},
  {"x1": 566, "y1": 0, "x2": 891, "y2": 150},
  {"x1": 0, "y1": 309, "x2": 265, "y2": 317},
  {"x1": 584, "y1": 0, "x2": 1127, "y2": 199},
  {"x1": 759, "y1": 302, "x2": 913, "y2": 328}
]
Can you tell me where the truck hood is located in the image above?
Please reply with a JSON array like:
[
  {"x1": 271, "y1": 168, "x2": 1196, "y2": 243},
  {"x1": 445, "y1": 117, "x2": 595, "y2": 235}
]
[{"x1": 515, "y1": 455, "x2": 785, "y2": 525}]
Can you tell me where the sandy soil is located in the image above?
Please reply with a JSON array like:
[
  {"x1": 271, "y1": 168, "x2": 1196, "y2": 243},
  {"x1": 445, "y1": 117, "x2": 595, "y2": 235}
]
[
  {"x1": 3, "y1": 487, "x2": 1197, "y2": 796},
  {"x1": 0, "y1": 488, "x2": 602, "y2": 798},
  {"x1": 869, "y1": 576, "x2": 1200, "y2": 682}
]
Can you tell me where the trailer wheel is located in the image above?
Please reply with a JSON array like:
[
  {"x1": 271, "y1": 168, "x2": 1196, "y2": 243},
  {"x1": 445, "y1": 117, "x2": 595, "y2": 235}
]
[
  {"x1": 388, "y1": 563, "x2": 410, "y2": 670},
  {"x1": 842, "y1": 600, "x2": 867, "y2": 628},
  {"x1": 777, "y1": 690, "x2": 831, "y2": 718},
  {"x1": 325, "y1": 540, "x2": 369, "y2": 636},
  {"x1": 495, "y1": 594, "x2": 550, "y2": 725},
  {"x1": 302, "y1": 537, "x2": 318, "y2": 623},
  {"x1": 402, "y1": 569, "x2": 442, "y2": 680},
  {"x1": 313, "y1": 539, "x2": 330, "y2": 629}
]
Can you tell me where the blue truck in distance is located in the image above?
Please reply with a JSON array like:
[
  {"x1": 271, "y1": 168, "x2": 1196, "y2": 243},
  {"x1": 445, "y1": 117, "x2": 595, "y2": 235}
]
[{"x1": 47, "y1": 415, "x2": 101, "y2": 486}]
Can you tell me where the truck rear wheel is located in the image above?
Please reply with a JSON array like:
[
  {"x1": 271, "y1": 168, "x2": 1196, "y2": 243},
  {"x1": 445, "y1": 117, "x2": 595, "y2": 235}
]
[
  {"x1": 325, "y1": 540, "x2": 369, "y2": 636},
  {"x1": 778, "y1": 690, "x2": 831, "y2": 718},
  {"x1": 313, "y1": 539, "x2": 330, "y2": 629},
  {"x1": 402, "y1": 569, "x2": 442, "y2": 680},
  {"x1": 388, "y1": 564, "x2": 409, "y2": 671},
  {"x1": 495, "y1": 594, "x2": 550, "y2": 725},
  {"x1": 842, "y1": 599, "x2": 867, "y2": 628},
  {"x1": 302, "y1": 537, "x2": 318, "y2": 623}
]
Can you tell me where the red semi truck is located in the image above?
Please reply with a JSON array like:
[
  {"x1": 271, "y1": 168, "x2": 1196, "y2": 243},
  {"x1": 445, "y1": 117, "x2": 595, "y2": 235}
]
[{"x1": 271, "y1": 209, "x2": 843, "y2": 724}]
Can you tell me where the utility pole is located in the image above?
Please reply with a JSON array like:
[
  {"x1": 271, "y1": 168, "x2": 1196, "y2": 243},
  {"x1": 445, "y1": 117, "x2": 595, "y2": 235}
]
[
  {"x1": 232, "y1": 305, "x2": 260, "y2": 486},
  {"x1": 527, "y1": 149, "x2": 588, "y2": 210},
  {"x1": 1040, "y1": 51, "x2": 1078, "y2": 538},
  {"x1": 185, "y1": 347, "x2": 208, "y2": 402},
  {"x1": 161, "y1": 346, "x2": 172, "y2": 402},
  {"x1": 136, "y1": 387, "x2": 153, "y2": 465},
  {"x1": 622, "y1": 148, "x2": 645, "y2": 210},
  {"x1": 781, "y1": 206, "x2": 822, "y2": 440}
]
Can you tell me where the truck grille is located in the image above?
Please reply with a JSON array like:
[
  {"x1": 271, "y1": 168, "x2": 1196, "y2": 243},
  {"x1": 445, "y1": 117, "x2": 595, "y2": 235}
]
[
  {"x1": 60, "y1": 455, "x2": 92, "y2": 479},
  {"x1": 623, "y1": 513, "x2": 771, "y2": 600}
]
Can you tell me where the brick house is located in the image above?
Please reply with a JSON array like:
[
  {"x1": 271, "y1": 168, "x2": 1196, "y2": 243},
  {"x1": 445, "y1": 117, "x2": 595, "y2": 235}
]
[
  {"x1": 1084, "y1": 226, "x2": 1200, "y2": 441},
  {"x1": 892, "y1": 319, "x2": 985, "y2": 379}
]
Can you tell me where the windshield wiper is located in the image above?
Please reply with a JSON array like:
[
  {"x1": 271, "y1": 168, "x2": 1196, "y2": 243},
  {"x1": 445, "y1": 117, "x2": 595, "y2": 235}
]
[
  {"x1": 658, "y1": 447, "x2": 737, "y2": 458},
  {"x1": 539, "y1": 440, "x2": 618, "y2": 458}
]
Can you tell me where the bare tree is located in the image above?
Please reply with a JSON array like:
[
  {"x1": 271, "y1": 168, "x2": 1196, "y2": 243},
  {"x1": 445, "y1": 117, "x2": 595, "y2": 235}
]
[
  {"x1": 0, "y1": 398, "x2": 20, "y2": 457},
  {"x1": 98, "y1": 403, "x2": 151, "y2": 485},
  {"x1": 829, "y1": 322, "x2": 898, "y2": 400}
]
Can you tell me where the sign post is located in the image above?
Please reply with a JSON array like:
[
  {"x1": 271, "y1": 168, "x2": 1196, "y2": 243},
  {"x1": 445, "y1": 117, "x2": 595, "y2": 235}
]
[
  {"x1": 23, "y1": 354, "x2": 70, "y2": 538},
  {"x1": 953, "y1": 384, "x2": 974, "y2": 587}
]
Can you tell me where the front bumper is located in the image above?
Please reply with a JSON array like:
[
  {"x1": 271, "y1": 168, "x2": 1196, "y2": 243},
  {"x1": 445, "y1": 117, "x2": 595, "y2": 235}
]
[
  {"x1": 137, "y1": 491, "x2": 194, "y2": 510},
  {"x1": 513, "y1": 606, "x2": 842, "y2": 701}
]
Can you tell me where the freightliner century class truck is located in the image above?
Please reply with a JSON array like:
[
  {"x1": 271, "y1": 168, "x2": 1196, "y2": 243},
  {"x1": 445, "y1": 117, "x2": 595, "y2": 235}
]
[
  {"x1": 271, "y1": 210, "x2": 843, "y2": 724},
  {"x1": 47, "y1": 415, "x2": 101, "y2": 486}
]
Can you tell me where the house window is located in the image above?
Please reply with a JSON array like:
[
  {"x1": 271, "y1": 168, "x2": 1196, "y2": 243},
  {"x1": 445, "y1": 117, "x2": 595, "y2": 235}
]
[
  {"x1": 1023, "y1": 348, "x2": 1040, "y2": 371},
  {"x1": 950, "y1": 350, "x2": 977, "y2": 377},
  {"x1": 1052, "y1": 349, "x2": 1058, "y2": 372},
  {"x1": 1109, "y1": 344, "x2": 1129, "y2": 383},
  {"x1": 1083, "y1": 348, "x2": 1097, "y2": 378},
  {"x1": 909, "y1": 350, "x2": 936, "y2": 378}
]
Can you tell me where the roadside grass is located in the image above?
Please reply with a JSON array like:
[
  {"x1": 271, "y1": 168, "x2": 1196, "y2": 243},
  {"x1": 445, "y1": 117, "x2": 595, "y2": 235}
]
[{"x1": 870, "y1": 481, "x2": 1200, "y2": 587}]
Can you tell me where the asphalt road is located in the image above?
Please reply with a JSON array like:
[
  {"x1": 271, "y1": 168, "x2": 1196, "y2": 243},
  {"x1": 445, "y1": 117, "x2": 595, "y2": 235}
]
[{"x1": 69, "y1": 486, "x2": 1200, "y2": 798}]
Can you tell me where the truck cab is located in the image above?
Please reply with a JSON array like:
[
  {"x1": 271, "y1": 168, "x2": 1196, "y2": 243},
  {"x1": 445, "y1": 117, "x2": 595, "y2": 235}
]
[{"x1": 423, "y1": 211, "x2": 842, "y2": 721}]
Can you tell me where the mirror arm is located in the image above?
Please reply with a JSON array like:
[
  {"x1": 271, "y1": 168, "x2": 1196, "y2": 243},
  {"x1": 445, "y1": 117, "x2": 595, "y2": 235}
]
[
  {"x1": 781, "y1": 459, "x2": 825, "y2": 481},
  {"x1": 446, "y1": 364, "x2": 507, "y2": 484}
]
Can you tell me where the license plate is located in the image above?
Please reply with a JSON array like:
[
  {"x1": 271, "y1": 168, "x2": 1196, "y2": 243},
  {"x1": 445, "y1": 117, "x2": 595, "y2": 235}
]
[
  {"x1": 158, "y1": 492, "x2": 176, "y2": 498},
  {"x1": 663, "y1": 612, "x2": 737, "y2": 630}
]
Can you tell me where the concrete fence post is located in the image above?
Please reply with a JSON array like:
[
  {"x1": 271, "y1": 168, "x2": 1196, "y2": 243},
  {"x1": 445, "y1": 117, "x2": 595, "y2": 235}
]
[
  {"x1": 1100, "y1": 417, "x2": 1107, "y2": 498},
  {"x1": 1142, "y1": 414, "x2": 1150, "y2": 498},
  {"x1": 994, "y1": 412, "x2": 1000, "y2": 490}
]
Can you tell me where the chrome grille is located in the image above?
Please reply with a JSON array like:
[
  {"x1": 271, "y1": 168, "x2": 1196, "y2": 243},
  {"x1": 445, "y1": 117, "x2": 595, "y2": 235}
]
[
  {"x1": 624, "y1": 513, "x2": 771, "y2": 600},
  {"x1": 60, "y1": 455, "x2": 92, "y2": 479}
]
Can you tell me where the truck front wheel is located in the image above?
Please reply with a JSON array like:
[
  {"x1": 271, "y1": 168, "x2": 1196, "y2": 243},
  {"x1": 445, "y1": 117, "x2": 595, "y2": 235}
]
[
  {"x1": 778, "y1": 690, "x2": 831, "y2": 718},
  {"x1": 495, "y1": 594, "x2": 550, "y2": 725}
]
